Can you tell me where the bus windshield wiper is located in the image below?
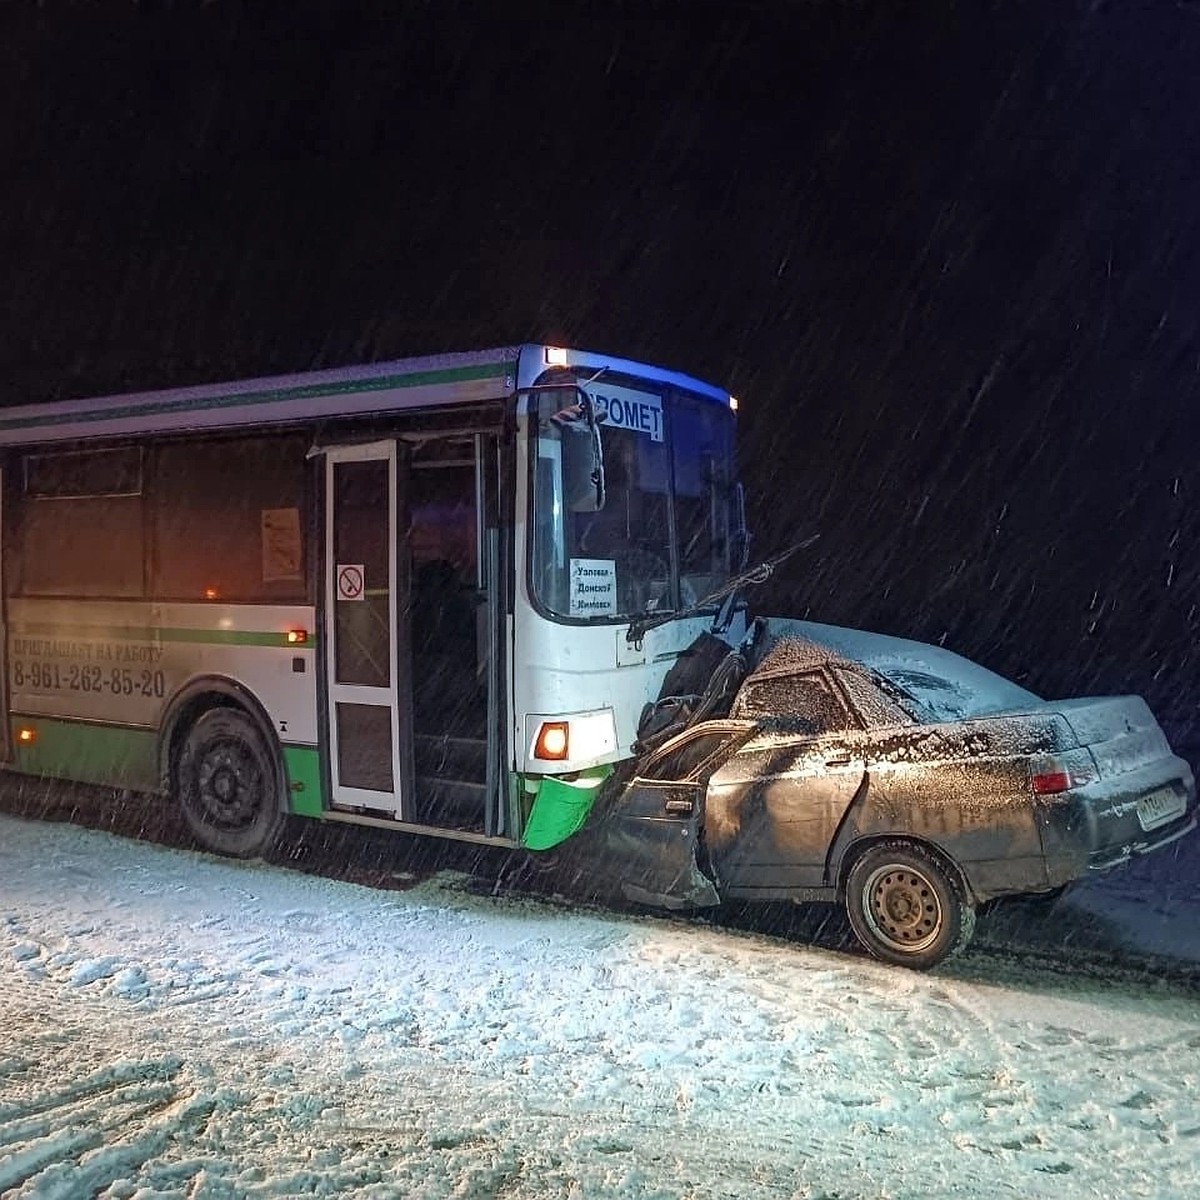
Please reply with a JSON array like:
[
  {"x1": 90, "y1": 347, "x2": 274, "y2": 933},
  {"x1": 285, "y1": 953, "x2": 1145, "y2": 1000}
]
[{"x1": 625, "y1": 535, "x2": 818, "y2": 649}]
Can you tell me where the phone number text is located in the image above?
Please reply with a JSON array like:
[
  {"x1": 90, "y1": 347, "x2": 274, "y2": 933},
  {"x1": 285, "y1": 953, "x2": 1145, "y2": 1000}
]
[{"x1": 12, "y1": 660, "x2": 167, "y2": 699}]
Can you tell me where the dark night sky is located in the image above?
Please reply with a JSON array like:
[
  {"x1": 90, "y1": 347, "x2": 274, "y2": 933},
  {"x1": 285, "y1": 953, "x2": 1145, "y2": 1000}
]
[{"x1": 3, "y1": 1, "x2": 1199, "y2": 749}]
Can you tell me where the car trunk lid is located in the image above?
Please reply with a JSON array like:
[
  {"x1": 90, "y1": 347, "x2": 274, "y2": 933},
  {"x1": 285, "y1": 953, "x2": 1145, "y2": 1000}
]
[
  {"x1": 1050, "y1": 696, "x2": 1170, "y2": 779},
  {"x1": 1036, "y1": 696, "x2": 1194, "y2": 863}
]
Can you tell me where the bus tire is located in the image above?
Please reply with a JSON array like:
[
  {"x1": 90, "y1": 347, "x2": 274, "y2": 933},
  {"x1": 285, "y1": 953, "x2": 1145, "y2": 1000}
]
[{"x1": 176, "y1": 707, "x2": 285, "y2": 859}]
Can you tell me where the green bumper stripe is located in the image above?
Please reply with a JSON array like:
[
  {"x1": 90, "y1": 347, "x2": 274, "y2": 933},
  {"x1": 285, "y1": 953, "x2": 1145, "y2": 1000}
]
[
  {"x1": 283, "y1": 745, "x2": 325, "y2": 817},
  {"x1": 522, "y1": 767, "x2": 609, "y2": 851},
  {"x1": 9, "y1": 716, "x2": 159, "y2": 792}
]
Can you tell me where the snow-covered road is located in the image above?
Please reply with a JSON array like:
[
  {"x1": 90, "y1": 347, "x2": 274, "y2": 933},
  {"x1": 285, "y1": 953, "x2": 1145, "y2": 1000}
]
[{"x1": 1, "y1": 812, "x2": 1198, "y2": 1199}]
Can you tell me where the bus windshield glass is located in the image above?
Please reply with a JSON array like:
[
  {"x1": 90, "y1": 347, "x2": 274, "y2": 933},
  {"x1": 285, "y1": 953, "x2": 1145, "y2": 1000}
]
[{"x1": 530, "y1": 379, "x2": 738, "y2": 623}]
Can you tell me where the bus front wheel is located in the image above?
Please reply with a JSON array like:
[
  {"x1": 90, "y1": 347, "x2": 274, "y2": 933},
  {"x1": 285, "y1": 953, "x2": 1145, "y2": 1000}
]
[{"x1": 177, "y1": 708, "x2": 285, "y2": 859}]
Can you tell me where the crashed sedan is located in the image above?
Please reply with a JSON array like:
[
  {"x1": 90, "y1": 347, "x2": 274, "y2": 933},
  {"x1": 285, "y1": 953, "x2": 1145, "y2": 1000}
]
[{"x1": 596, "y1": 619, "x2": 1197, "y2": 969}]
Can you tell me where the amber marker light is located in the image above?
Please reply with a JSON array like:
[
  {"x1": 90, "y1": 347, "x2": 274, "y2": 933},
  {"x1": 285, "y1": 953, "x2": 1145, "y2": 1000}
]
[
  {"x1": 533, "y1": 721, "x2": 570, "y2": 761},
  {"x1": 286, "y1": 629, "x2": 308, "y2": 645},
  {"x1": 203, "y1": 587, "x2": 219, "y2": 600},
  {"x1": 17, "y1": 727, "x2": 36, "y2": 745}
]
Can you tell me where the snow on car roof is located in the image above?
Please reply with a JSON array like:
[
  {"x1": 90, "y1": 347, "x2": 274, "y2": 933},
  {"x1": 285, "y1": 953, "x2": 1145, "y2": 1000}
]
[{"x1": 755, "y1": 618, "x2": 1042, "y2": 721}]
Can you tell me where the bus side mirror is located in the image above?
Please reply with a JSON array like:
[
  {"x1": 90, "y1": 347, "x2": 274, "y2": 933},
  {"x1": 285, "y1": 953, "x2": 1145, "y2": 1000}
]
[{"x1": 562, "y1": 389, "x2": 606, "y2": 512}]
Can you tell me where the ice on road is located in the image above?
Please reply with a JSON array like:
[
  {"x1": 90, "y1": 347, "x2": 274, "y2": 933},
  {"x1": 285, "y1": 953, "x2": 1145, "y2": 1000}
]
[{"x1": 1, "y1": 813, "x2": 1198, "y2": 1199}]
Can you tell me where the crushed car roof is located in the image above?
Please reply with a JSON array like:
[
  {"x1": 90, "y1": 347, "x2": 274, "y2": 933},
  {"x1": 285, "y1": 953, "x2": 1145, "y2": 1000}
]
[{"x1": 750, "y1": 619, "x2": 1043, "y2": 721}]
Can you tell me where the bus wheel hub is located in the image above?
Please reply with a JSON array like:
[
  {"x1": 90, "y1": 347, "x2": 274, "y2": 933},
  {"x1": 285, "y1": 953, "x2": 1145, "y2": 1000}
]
[
  {"x1": 198, "y1": 745, "x2": 258, "y2": 824},
  {"x1": 211, "y1": 767, "x2": 239, "y2": 804}
]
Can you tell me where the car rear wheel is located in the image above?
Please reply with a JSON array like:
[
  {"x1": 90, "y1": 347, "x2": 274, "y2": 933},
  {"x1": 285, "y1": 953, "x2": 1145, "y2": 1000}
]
[{"x1": 845, "y1": 840, "x2": 975, "y2": 970}]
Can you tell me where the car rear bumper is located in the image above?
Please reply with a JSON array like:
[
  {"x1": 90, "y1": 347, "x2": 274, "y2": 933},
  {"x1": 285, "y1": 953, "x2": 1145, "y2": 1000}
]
[
  {"x1": 1037, "y1": 754, "x2": 1196, "y2": 881},
  {"x1": 1085, "y1": 810, "x2": 1197, "y2": 871}
]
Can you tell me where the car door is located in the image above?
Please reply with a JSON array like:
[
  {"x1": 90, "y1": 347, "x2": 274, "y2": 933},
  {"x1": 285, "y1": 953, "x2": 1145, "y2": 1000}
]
[
  {"x1": 705, "y1": 669, "x2": 868, "y2": 893},
  {"x1": 601, "y1": 721, "x2": 757, "y2": 909}
]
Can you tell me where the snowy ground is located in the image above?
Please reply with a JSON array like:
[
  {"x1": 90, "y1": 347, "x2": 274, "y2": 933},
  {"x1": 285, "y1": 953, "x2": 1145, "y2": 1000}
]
[{"x1": 1, "y1": 810, "x2": 1198, "y2": 1199}]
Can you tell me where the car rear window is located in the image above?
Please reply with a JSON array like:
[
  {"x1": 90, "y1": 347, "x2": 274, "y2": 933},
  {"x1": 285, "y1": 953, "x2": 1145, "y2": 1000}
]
[{"x1": 881, "y1": 667, "x2": 1036, "y2": 723}]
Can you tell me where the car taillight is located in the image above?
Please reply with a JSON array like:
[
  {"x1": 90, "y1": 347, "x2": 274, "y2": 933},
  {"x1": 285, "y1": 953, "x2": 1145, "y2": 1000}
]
[
  {"x1": 1031, "y1": 770, "x2": 1071, "y2": 795},
  {"x1": 1030, "y1": 751, "x2": 1097, "y2": 795}
]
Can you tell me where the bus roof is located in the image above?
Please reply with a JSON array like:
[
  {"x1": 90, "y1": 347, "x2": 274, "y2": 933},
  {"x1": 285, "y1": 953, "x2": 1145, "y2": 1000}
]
[{"x1": 0, "y1": 345, "x2": 731, "y2": 447}]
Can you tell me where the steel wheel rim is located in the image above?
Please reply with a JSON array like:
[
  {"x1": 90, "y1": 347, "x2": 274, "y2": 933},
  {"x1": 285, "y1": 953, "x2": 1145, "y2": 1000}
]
[
  {"x1": 861, "y1": 863, "x2": 944, "y2": 954},
  {"x1": 195, "y1": 739, "x2": 265, "y2": 831}
]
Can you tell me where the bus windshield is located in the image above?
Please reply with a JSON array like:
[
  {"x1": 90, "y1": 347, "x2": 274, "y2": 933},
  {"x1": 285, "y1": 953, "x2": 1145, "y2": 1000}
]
[{"x1": 530, "y1": 379, "x2": 738, "y2": 623}]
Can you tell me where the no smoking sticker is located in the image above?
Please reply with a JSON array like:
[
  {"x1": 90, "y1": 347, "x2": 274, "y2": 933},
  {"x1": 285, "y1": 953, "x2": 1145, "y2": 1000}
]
[{"x1": 337, "y1": 564, "x2": 365, "y2": 601}]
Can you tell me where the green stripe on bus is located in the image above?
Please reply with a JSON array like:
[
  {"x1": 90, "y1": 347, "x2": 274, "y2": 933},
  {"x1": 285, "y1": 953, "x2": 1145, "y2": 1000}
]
[
  {"x1": 9, "y1": 716, "x2": 159, "y2": 792},
  {"x1": 0, "y1": 361, "x2": 510, "y2": 433},
  {"x1": 160, "y1": 627, "x2": 315, "y2": 648},
  {"x1": 11, "y1": 623, "x2": 315, "y2": 648},
  {"x1": 283, "y1": 745, "x2": 325, "y2": 817},
  {"x1": 10, "y1": 717, "x2": 324, "y2": 819}
]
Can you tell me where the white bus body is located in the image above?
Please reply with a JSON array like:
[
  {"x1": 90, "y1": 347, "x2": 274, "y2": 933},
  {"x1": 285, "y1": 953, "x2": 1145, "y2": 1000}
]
[{"x1": 0, "y1": 345, "x2": 743, "y2": 857}]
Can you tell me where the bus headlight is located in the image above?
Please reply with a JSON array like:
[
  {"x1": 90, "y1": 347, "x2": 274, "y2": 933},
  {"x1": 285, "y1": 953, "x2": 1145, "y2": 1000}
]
[
  {"x1": 533, "y1": 721, "x2": 569, "y2": 761},
  {"x1": 526, "y1": 709, "x2": 617, "y2": 769}
]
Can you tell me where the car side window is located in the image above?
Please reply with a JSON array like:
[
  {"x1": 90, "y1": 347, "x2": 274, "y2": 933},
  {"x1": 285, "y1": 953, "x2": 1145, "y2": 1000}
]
[
  {"x1": 640, "y1": 731, "x2": 735, "y2": 783},
  {"x1": 737, "y1": 670, "x2": 855, "y2": 735},
  {"x1": 833, "y1": 665, "x2": 916, "y2": 727}
]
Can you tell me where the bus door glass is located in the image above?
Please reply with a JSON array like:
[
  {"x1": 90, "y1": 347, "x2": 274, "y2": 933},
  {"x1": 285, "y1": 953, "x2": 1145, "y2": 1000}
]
[
  {"x1": 324, "y1": 442, "x2": 406, "y2": 816},
  {"x1": 406, "y1": 433, "x2": 496, "y2": 835}
]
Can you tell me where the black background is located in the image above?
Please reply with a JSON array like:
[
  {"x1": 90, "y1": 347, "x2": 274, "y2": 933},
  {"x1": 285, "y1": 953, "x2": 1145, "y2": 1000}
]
[{"x1": 3, "y1": 0, "x2": 1199, "y2": 753}]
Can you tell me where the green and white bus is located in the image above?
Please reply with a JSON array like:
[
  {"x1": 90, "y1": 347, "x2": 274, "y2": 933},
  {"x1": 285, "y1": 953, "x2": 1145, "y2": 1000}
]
[{"x1": 0, "y1": 345, "x2": 745, "y2": 859}]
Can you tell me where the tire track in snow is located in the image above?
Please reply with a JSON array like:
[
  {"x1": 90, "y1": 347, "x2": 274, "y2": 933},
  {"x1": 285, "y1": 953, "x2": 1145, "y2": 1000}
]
[
  {"x1": 619, "y1": 914, "x2": 1200, "y2": 1190},
  {"x1": 2, "y1": 813, "x2": 1199, "y2": 1199},
  {"x1": 0, "y1": 999, "x2": 221, "y2": 1199}
]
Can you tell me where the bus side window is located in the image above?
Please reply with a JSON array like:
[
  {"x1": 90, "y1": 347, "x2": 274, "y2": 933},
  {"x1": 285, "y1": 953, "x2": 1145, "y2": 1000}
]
[
  {"x1": 152, "y1": 435, "x2": 309, "y2": 603},
  {"x1": 20, "y1": 447, "x2": 145, "y2": 598}
]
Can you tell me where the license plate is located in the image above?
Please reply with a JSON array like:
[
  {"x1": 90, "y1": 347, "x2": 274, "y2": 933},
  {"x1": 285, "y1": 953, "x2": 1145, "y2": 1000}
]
[{"x1": 1137, "y1": 788, "x2": 1185, "y2": 831}]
